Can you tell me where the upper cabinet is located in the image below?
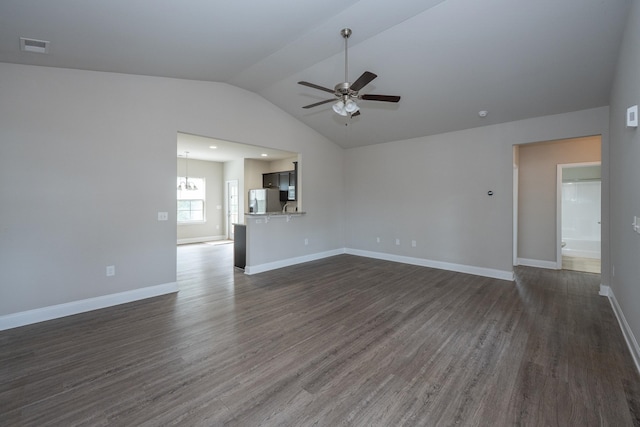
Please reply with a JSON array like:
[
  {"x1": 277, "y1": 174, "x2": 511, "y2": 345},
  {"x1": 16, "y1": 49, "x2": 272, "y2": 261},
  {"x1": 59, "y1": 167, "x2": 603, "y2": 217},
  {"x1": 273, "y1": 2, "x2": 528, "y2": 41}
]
[
  {"x1": 263, "y1": 164, "x2": 297, "y2": 201},
  {"x1": 262, "y1": 172, "x2": 279, "y2": 189}
]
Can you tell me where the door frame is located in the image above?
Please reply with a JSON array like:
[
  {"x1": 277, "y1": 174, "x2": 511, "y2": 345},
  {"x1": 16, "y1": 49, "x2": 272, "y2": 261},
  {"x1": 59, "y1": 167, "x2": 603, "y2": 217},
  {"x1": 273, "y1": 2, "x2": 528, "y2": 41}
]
[
  {"x1": 225, "y1": 180, "x2": 239, "y2": 240},
  {"x1": 556, "y1": 161, "x2": 601, "y2": 269}
]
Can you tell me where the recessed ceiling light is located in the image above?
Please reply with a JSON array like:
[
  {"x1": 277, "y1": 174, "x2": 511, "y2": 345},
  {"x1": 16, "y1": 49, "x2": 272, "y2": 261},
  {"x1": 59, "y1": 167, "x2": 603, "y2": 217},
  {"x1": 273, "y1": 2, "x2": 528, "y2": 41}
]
[
  {"x1": 478, "y1": 110, "x2": 488, "y2": 118},
  {"x1": 261, "y1": 153, "x2": 268, "y2": 157},
  {"x1": 209, "y1": 145, "x2": 217, "y2": 149}
]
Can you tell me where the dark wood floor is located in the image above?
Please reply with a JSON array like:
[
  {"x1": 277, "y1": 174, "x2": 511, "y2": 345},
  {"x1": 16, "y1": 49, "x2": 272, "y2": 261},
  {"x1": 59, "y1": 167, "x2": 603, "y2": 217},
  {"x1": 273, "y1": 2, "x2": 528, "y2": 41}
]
[{"x1": 1, "y1": 243, "x2": 639, "y2": 426}]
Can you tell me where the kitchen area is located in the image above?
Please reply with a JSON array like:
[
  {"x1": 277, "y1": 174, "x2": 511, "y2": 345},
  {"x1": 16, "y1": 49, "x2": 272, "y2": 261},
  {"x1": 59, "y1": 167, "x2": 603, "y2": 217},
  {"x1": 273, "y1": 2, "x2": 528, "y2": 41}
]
[
  {"x1": 234, "y1": 158, "x2": 304, "y2": 269},
  {"x1": 177, "y1": 132, "x2": 302, "y2": 263}
]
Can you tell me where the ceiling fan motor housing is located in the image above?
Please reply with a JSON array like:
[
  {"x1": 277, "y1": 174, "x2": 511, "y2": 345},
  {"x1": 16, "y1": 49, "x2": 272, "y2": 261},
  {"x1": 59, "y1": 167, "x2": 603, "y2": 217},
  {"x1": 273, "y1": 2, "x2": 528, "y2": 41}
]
[{"x1": 335, "y1": 82, "x2": 353, "y2": 96}]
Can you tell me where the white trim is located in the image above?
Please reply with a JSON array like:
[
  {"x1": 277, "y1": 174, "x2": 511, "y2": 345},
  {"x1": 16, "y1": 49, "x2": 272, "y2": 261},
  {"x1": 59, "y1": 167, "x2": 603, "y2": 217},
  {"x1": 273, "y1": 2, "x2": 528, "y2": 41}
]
[
  {"x1": 0, "y1": 282, "x2": 178, "y2": 331},
  {"x1": 346, "y1": 249, "x2": 514, "y2": 281},
  {"x1": 556, "y1": 164, "x2": 563, "y2": 269},
  {"x1": 599, "y1": 284, "x2": 610, "y2": 296},
  {"x1": 517, "y1": 257, "x2": 559, "y2": 270},
  {"x1": 513, "y1": 147, "x2": 519, "y2": 266},
  {"x1": 244, "y1": 249, "x2": 346, "y2": 275},
  {"x1": 177, "y1": 235, "x2": 227, "y2": 245},
  {"x1": 607, "y1": 287, "x2": 640, "y2": 374},
  {"x1": 225, "y1": 179, "x2": 239, "y2": 240},
  {"x1": 246, "y1": 248, "x2": 514, "y2": 281}
]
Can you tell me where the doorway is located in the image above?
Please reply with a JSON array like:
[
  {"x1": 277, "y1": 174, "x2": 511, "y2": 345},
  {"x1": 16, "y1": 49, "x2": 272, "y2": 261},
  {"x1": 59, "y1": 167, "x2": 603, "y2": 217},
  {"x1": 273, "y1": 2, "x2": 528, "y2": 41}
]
[
  {"x1": 226, "y1": 180, "x2": 239, "y2": 240},
  {"x1": 557, "y1": 162, "x2": 601, "y2": 274},
  {"x1": 513, "y1": 135, "x2": 601, "y2": 271}
]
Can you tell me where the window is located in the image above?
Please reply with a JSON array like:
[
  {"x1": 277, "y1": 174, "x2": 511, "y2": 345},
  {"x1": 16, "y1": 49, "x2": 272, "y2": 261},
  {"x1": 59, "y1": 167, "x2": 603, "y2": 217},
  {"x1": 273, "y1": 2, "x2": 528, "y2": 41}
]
[
  {"x1": 177, "y1": 177, "x2": 205, "y2": 223},
  {"x1": 177, "y1": 199, "x2": 204, "y2": 222}
]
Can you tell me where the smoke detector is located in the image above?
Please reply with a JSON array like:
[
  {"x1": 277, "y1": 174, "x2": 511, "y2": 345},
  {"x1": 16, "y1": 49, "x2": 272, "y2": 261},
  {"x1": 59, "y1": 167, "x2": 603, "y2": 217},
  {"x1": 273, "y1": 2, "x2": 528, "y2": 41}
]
[{"x1": 20, "y1": 37, "x2": 50, "y2": 54}]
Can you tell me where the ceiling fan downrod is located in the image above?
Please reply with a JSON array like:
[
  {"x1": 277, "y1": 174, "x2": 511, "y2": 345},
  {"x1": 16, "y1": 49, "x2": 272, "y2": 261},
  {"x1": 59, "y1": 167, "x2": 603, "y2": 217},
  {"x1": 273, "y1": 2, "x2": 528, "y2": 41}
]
[{"x1": 341, "y1": 28, "x2": 352, "y2": 84}]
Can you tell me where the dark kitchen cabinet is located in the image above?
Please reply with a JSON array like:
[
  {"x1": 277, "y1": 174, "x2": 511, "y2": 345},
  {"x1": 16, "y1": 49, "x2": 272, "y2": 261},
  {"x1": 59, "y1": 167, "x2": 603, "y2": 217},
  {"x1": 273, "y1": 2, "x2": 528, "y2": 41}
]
[
  {"x1": 262, "y1": 173, "x2": 279, "y2": 188},
  {"x1": 233, "y1": 224, "x2": 246, "y2": 269},
  {"x1": 286, "y1": 171, "x2": 297, "y2": 201},
  {"x1": 278, "y1": 172, "x2": 290, "y2": 201},
  {"x1": 263, "y1": 163, "x2": 297, "y2": 201},
  {"x1": 292, "y1": 161, "x2": 298, "y2": 201},
  {"x1": 279, "y1": 172, "x2": 289, "y2": 191}
]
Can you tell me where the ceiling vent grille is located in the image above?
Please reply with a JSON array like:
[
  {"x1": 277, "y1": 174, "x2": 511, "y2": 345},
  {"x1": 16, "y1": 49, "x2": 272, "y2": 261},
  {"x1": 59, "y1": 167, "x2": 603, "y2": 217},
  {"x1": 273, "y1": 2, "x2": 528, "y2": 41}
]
[{"x1": 20, "y1": 37, "x2": 50, "y2": 54}]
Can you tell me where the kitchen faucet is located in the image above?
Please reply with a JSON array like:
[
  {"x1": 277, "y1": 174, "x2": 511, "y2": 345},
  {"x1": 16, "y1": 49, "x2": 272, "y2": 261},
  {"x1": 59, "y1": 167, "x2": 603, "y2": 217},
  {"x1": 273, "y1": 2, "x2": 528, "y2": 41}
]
[{"x1": 282, "y1": 203, "x2": 289, "y2": 213}]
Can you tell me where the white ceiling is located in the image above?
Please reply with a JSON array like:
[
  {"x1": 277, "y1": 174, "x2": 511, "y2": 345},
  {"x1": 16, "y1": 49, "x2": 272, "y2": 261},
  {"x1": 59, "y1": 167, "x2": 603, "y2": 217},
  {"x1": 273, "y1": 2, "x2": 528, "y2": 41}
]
[{"x1": 0, "y1": 0, "x2": 631, "y2": 149}]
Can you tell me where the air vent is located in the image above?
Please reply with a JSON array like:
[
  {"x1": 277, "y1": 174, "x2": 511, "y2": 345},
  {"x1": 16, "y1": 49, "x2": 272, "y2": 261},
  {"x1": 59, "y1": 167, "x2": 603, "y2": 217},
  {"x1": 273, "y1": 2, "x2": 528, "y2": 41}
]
[{"x1": 20, "y1": 37, "x2": 50, "y2": 54}]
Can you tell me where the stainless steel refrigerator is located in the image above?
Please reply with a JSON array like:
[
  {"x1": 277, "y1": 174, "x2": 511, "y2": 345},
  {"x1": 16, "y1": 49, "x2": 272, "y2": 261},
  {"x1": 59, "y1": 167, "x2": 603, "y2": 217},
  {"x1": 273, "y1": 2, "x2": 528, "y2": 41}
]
[{"x1": 248, "y1": 188, "x2": 281, "y2": 214}]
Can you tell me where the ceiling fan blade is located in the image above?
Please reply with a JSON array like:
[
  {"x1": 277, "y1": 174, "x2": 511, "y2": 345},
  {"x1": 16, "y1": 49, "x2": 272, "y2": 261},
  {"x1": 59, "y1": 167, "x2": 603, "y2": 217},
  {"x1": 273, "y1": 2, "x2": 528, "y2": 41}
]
[
  {"x1": 349, "y1": 71, "x2": 377, "y2": 92},
  {"x1": 298, "y1": 81, "x2": 335, "y2": 94},
  {"x1": 360, "y1": 94, "x2": 401, "y2": 103},
  {"x1": 350, "y1": 111, "x2": 361, "y2": 118},
  {"x1": 302, "y1": 99, "x2": 335, "y2": 109}
]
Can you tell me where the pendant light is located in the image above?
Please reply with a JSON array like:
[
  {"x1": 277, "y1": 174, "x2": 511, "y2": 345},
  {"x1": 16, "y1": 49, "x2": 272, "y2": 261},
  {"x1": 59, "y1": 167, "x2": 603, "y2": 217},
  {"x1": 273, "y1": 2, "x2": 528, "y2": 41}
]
[{"x1": 177, "y1": 151, "x2": 198, "y2": 191}]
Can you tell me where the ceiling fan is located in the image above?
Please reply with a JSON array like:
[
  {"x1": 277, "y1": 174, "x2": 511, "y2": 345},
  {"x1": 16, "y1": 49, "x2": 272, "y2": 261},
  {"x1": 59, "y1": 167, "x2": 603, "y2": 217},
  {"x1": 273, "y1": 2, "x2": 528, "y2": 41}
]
[{"x1": 298, "y1": 28, "x2": 401, "y2": 118}]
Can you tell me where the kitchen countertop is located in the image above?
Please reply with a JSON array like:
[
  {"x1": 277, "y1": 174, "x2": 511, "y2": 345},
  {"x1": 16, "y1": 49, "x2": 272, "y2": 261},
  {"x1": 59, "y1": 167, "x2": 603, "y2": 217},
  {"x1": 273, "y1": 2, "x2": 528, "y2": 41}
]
[{"x1": 245, "y1": 211, "x2": 306, "y2": 217}]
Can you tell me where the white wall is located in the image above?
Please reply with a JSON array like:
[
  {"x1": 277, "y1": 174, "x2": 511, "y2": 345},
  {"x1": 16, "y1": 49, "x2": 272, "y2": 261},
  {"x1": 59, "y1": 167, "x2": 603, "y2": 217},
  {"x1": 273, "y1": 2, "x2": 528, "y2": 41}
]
[
  {"x1": 269, "y1": 156, "x2": 298, "y2": 173},
  {"x1": 608, "y1": 0, "x2": 640, "y2": 367},
  {"x1": 517, "y1": 136, "x2": 601, "y2": 264},
  {"x1": 0, "y1": 62, "x2": 345, "y2": 318},
  {"x1": 345, "y1": 107, "x2": 609, "y2": 278},
  {"x1": 177, "y1": 157, "x2": 225, "y2": 242}
]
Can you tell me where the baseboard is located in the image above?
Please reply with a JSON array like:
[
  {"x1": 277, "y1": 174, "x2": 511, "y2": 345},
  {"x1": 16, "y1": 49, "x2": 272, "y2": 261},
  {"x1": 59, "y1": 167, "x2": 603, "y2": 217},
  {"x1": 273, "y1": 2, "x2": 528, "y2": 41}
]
[
  {"x1": 347, "y1": 249, "x2": 514, "y2": 281},
  {"x1": 177, "y1": 235, "x2": 227, "y2": 245},
  {"x1": 244, "y1": 249, "x2": 346, "y2": 275},
  {"x1": 517, "y1": 258, "x2": 559, "y2": 270},
  {"x1": 607, "y1": 287, "x2": 640, "y2": 374},
  {"x1": 245, "y1": 248, "x2": 514, "y2": 281},
  {"x1": 0, "y1": 282, "x2": 179, "y2": 331}
]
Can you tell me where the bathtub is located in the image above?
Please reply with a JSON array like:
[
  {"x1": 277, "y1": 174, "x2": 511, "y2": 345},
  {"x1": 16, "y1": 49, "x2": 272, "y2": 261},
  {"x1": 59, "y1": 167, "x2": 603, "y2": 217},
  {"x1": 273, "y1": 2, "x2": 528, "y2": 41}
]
[{"x1": 561, "y1": 237, "x2": 600, "y2": 259}]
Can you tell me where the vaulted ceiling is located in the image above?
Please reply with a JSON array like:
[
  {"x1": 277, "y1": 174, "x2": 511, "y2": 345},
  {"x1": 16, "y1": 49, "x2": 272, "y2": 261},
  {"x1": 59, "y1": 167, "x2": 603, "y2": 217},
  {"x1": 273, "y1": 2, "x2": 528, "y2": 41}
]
[{"x1": 0, "y1": 0, "x2": 631, "y2": 148}]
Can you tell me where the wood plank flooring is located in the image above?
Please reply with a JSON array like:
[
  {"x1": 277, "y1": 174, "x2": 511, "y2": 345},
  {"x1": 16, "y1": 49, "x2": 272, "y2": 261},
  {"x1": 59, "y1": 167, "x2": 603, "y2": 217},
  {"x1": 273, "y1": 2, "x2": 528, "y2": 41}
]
[
  {"x1": 562, "y1": 255, "x2": 601, "y2": 274},
  {"x1": 1, "y1": 243, "x2": 639, "y2": 426}
]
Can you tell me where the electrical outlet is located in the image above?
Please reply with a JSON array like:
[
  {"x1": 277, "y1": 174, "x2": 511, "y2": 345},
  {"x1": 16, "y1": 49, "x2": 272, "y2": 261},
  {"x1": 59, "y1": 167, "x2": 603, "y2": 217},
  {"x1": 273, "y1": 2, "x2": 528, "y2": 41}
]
[
  {"x1": 106, "y1": 265, "x2": 115, "y2": 277},
  {"x1": 304, "y1": 238, "x2": 309, "y2": 246},
  {"x1": 412, "y1": 240, "x2": 417, "y2": 247},
  {"x1": 157, "y1": 212, "x2": 168, "y2": 221},
  {"x1": 376, "y1": 237, "x2": 381, "y2": 243},
  {"x1": 395, "y1": 239, "x2": 400, "y2": 246}
]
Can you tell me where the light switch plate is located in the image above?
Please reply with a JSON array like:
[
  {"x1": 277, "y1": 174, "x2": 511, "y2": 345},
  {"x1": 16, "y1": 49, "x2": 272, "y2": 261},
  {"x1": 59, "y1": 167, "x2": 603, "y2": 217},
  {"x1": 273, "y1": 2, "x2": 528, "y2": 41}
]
[
  {"x1": 106, "y1": 265, "x2": 115, "y2": 277},
  {"x1": 627, "y1": 105, "x2": 638, "y2": 127}
]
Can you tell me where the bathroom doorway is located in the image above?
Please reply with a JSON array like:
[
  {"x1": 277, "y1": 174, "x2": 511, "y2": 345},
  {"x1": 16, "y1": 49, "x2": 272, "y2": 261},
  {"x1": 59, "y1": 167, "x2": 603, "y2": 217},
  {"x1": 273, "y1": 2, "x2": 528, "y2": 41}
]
[{"x1": 557, "y1": 162, "x2": 601, "y2": 274}]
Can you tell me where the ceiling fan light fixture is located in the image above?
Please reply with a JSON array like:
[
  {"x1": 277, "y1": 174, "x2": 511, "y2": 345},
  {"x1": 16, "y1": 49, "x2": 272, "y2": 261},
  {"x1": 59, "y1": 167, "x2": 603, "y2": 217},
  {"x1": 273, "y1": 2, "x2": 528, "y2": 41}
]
[
  {"x1": 333, "y1": 100, "x2": 347, "y2": 116},
  {"x1": 345, "y1": 99, "x2": 359, "y2": 113}
]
